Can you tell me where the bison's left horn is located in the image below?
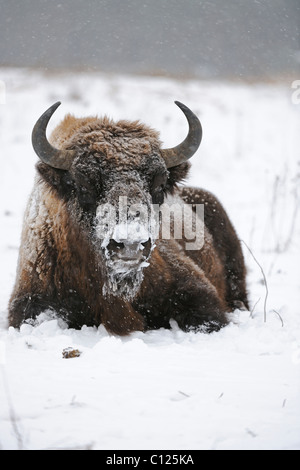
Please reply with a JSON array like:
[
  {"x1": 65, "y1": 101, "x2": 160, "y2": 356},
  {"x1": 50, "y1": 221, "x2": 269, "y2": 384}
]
[
  {"x1": 32, "y1": 101, "x2": 75, "y2": 170},
  {"x1": 161, "y1": 101, "x2": 202, "y2": 169}
]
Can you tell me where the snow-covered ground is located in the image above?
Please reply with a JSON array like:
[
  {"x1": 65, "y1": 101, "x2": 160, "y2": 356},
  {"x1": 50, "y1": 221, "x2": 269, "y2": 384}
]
[{"x1": 0, "y1": 69, "x2": 299, "y2": 450}]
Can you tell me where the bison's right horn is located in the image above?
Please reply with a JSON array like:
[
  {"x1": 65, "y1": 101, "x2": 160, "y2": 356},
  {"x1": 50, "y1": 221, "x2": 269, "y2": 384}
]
[{"x1": 32, "y1": 101, "x2": 75, "y2": 170}]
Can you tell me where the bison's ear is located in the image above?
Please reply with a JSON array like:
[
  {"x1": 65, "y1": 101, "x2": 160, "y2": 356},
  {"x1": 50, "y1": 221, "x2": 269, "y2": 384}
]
[
  {"x1": 165, "y1": 162, "x2": 191, "y2": 194},
  {"x1": 36, "y1": 162, "x2": 74, "y2": 200}
]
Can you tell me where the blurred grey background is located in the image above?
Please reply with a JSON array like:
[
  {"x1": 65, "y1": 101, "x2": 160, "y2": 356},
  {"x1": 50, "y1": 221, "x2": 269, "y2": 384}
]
[{"x1": 0, "y1": 0, "x2": 299, "y2": 80}]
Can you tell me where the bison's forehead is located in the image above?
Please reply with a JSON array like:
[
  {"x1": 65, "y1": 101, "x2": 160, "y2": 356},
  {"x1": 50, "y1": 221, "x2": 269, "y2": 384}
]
[{"x1": 50, "y1": 114, "x2": 162, "y2": 168}]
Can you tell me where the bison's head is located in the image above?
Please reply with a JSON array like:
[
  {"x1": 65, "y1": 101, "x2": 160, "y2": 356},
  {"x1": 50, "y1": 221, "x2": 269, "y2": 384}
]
[{"x1": 32, "y1": 101, "x2": 202, "y2": 299}]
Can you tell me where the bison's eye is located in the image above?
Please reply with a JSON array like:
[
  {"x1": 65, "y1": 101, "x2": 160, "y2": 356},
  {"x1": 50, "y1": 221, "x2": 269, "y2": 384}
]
[
  {"x1": 151, "y1": 172, "x2": 167, "y2": 205},
  {"x1": 152, "y1": 185, "x2": 165, "y2": 205},
  {"x1": 74, "y1": 169, "x2": 100, "y2": 212},
  {"x1": 76, "y1": 185, "x2": 97, "y2": 212}
]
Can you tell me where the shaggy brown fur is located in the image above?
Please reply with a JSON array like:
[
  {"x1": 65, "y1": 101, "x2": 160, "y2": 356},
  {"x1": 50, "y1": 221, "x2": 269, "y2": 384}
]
[{"x1": 8, "y1": 112, "x2": 248, "y2": 334}]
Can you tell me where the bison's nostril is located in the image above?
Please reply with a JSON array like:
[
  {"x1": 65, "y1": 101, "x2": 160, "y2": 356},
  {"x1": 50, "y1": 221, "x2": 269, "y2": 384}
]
[
  {"x1": 106, "y1": 237, "x2": 152, "y2": 260},
  {"x1": 107, "y1": 240, "x2": 125, "y2": 253}
]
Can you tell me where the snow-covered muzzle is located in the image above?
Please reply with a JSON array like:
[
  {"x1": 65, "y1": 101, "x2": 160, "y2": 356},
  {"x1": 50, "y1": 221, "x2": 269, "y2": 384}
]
[{"x1": 94, "y1": 195, "x2": 158, "y2": 300}]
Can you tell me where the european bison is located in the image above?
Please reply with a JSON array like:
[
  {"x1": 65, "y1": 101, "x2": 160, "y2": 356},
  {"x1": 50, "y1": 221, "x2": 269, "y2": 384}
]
[{"x1": 8, "y1": 101, "x2": 248, "y2": 334}]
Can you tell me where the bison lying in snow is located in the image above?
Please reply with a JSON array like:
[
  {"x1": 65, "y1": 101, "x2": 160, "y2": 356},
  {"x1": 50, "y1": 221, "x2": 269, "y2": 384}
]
[{"x1": 8, "y1": 101, "x2": 248, "y2": 334}]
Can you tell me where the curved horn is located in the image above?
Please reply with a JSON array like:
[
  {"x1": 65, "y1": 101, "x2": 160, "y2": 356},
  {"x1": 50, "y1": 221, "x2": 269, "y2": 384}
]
[
  {"x1": 161, "y1": 101, "x2": 202, "y2": 169},
  {"x1": 32, "y1": 101, "x2": 75, "y2": 170}
]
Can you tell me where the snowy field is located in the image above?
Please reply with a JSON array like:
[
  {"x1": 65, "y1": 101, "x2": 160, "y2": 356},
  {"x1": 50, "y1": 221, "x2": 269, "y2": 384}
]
[{"x1": 0, "y1": 68, "x2": 299, "y2": 450}]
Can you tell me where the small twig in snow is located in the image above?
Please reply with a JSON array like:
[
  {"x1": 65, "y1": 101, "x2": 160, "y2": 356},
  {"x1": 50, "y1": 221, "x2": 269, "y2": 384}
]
[
  {"x1": 240, "y1": 240, "x2": 269, "y2": 323},
  {"x1": 282, "y1": 398, "x2": 287, "y2": 408},
  {"x1": 1, "y1": 365, "x2": 24, "y2": 450},
  {"x1": 250, "y1": 297, "x2": 261, "y2": 318},
  {"x1": 273, "y1": 309, "x2": 284, "y2": 328},
  {"x1": 246, "y1": 428, "x2": 257, "y2": 438},
  {"x1": 178, "y1": 390, "x2": 190, "y2": 398}
]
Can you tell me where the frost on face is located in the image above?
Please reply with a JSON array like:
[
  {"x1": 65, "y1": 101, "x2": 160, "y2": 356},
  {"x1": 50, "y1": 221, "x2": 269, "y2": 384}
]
[
  {"x1": 101, "y1": 236, "x2": 152, "y2": 300},
  {"x1": 94, "y1": 199, "x2": 157, "y2": 300},
  {"x1": 102, "y1": 259, "x2": 150, "y2": 300}
]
